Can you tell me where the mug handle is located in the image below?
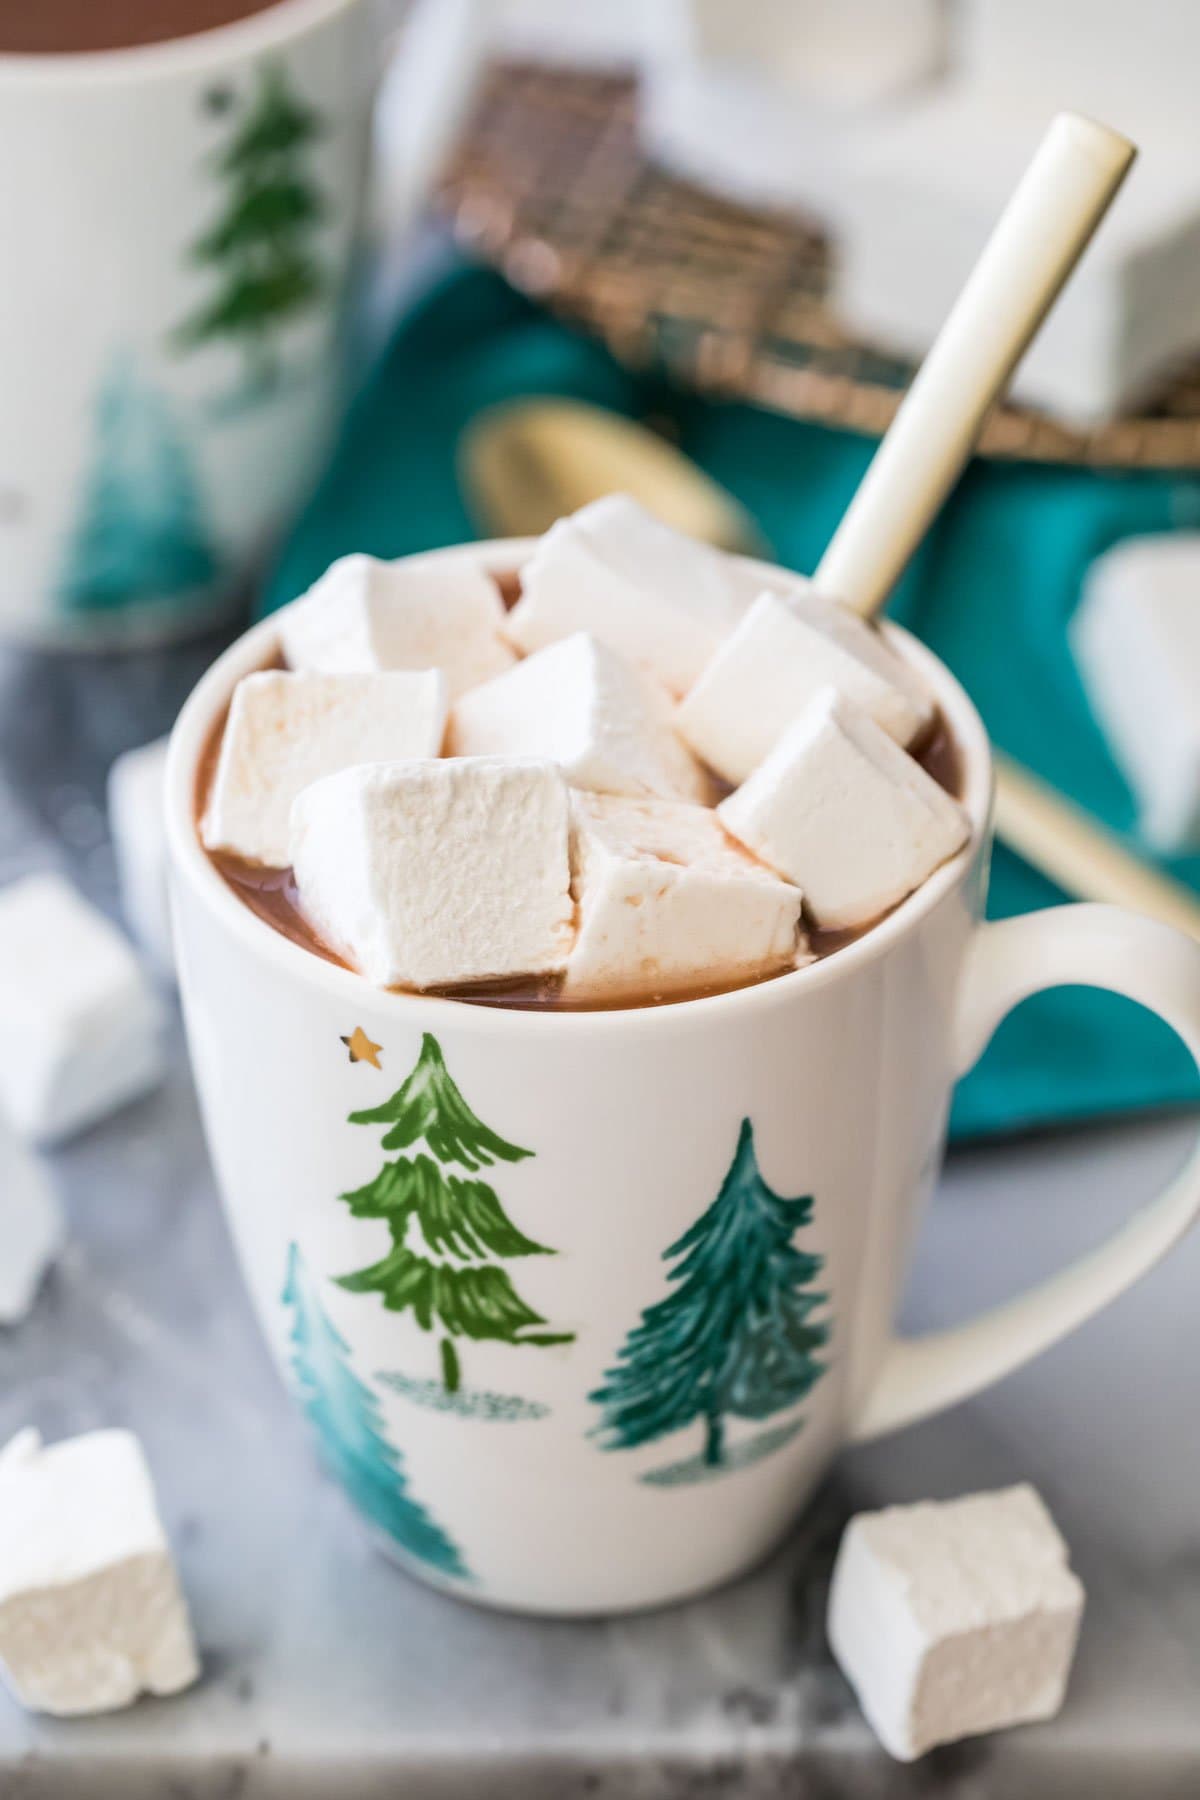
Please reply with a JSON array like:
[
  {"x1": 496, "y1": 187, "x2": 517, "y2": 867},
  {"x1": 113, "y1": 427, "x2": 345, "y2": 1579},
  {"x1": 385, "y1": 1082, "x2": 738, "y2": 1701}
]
[{"x1": 852, "y1": 903, "x2": 1200, "y2": 1442}]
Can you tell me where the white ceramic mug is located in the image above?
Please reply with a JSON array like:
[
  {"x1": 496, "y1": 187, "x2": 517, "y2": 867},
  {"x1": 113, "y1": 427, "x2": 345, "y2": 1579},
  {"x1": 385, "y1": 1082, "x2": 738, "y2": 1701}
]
[
  {"x1": 166, "y1": 541, "x2": 1200, "y2": 1615},
  {"x1": 0, "y1": 0, "x2": 378, "y2": 647}
]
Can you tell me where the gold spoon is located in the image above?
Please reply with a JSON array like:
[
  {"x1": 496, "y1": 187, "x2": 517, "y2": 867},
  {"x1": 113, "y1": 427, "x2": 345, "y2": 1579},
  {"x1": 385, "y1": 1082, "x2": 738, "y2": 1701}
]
[{"x1": 460, "y1": 398, "x2": 765, "y2": 555}]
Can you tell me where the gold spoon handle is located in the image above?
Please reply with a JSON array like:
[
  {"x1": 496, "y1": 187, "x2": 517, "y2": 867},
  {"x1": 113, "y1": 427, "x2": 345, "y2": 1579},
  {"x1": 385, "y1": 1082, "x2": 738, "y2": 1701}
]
[{"x1": 993, "y1": 754, "x2": 1200, "y2": 940}]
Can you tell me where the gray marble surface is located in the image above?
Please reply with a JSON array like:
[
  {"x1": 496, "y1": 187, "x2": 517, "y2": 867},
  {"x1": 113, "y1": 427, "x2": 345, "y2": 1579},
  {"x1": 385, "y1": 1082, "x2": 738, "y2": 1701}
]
[{"x1": 0, "y1": 634, "x2": 1198, "y2": 1798}]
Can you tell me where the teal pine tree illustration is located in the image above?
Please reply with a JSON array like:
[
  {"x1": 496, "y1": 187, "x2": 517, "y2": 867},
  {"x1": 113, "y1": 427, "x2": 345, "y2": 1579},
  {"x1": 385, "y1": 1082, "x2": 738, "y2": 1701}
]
[
  {"x1": 591, "y1": 1119, "x2": 828, "y2": 1474},
  {"x1": 174, "y1": 60, "x2": 326, "y2": 391},
  {"x1": 337, "y1": 1034, "x2": 574, "y2": 1394},
  {"x1": 283, "y1": 1243, "x2": 468, "y2": 1579},
  {"x1": 58, "y1": 352, "x2": 217, "y2": 613}
]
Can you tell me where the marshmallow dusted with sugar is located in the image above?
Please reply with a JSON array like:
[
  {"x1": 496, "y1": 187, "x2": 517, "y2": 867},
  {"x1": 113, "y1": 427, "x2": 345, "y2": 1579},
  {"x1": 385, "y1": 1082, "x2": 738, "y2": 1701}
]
[
  {"x1": 1071, "y1": 535, "x2": 1200, "y2": 853},
  {"x1": 0, "y1": 1428, "x2": 199, "y2": 1717},
  {"x1": 718, "y1": 690, "x2": 969, "y2": 928},
  {"x1": 566, "y1": 793, "x2": 804, "y2": 998},
  {"x1": 450, "y1": 632, "x2": 710, "y2": 803},
  {"x1": 833, "y1": 86, "x2": 1200, "y2": 425},
  {"x1": 202, "y1": 669, "x2": 448, "y2": 868},
  {"x1": 279, "y1": 552, "x2": 516, "y2": 698},
  {"x1": 677, "y1": 589, "x2": 932, "y2": 785},
  {"x1": 0, "y1": 874, "x2": 164, "y2": 1144},
  {"x1": 290, "y1": 758, "x2": 574, "y2": 990},
  {"x1": 827, "y1": 1485, "x2": 1085, "y2": 1761},
  {"x1": 507, "y1": 494, "x2": 767, "y2": 696},
  {"x1": 0, "y1": 1130, "x2": 64, "y2": 1325},
  {"x1": 108, "y1": 736, "x2": 172, "y2": 974}
]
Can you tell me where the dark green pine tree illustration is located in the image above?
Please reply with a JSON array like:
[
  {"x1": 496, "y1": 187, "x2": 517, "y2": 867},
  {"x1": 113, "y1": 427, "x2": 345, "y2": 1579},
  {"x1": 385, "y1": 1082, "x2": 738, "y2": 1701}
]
[
  {"x1": 282, "y1": 1243, "x2": 468, "y2": 1579},
  {"x1": 174, "y1": 60, "x2": 326, "y2": 391},
  {"x1": 592, "y1": 1119, "x2": 828, "y2": 1471},
  {"x1": 337, "y1": 1034, "x2": 574, "y2": 1394}
]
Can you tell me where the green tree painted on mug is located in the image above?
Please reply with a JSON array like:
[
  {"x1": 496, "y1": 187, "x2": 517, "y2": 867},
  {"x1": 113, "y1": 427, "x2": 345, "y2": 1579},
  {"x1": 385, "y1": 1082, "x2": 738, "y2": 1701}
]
[
  {"x1": 58, "y1": 352, "x2": 217, "y2": 613},
  {"x1": 337, "y1": 1034, "x2": 574, "y2": 1393},
  {"x1": 282, "y1": 1243, "x2": 468, "y2": 1579},
  {"x1": 174, "y1": 60, "x2": 327, "y2": 390},
  {"x1": 591, "y1": 1119, "x2": 828, "y2": 1471}
]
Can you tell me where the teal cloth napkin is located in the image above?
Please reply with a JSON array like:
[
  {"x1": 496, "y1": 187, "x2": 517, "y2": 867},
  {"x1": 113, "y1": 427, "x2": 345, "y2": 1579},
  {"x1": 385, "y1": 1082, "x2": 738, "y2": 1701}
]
[{"x1": 264, "y1": 260, "x2": 1200, "y2": 1140}]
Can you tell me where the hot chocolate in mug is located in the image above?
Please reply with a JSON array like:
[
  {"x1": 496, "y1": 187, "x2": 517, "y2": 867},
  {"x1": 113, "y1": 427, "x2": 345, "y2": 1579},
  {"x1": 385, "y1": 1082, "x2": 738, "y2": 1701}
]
[{"x1": 166, "y1": 540, "x2": 1200, "y2": 1615}]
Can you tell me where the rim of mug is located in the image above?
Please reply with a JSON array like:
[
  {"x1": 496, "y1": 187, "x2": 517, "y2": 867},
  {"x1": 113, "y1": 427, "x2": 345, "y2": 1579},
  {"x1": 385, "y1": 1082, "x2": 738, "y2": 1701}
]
[
  {"x1": 165, "y1": 538, "x2": 995, "y2": 1037},
  {"x1": 0, "y1": 0, "x2": 361, "y2": 85}
]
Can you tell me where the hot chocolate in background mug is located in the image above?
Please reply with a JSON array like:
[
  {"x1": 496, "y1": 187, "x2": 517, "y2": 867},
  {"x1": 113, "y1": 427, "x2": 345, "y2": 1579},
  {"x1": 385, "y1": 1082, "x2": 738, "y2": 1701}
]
[
  {"x1": 0, "y1": 0, "x2": 381, "y2": 647},
  {"x1": 166, "y1": 541, "x2": 1200, "y2": 1615}
]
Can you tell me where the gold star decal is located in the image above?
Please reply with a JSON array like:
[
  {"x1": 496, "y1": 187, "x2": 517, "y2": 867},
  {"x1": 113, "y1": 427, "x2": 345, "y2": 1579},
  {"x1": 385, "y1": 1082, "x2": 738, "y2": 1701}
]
[{"x1": 341, "y1": 1027, "x2": 382, "y2": 1069}]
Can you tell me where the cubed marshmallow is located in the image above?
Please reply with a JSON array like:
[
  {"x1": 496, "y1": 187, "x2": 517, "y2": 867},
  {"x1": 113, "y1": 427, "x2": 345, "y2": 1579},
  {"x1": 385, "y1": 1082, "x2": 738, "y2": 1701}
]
[
  {"x1": 834, "y1": 87, "x2": 1200, "y2": 425},
  {"x1": 827, "y1": 1485, "x2": 1085, "y2": 1761},
  {"x1": 450, "y1": 633, "x2": 710, "y2": 803},
  {"x1": 290, "y1": 758, "x2": 573, "y2": 990},
  {"x1": 506, "y1": 495, "x2": 768, "y2": 697},
  {"x1": 677, "y1": 591, "x2": 931, "y2": 785},
  {"x1": 957, "y1": 0, "x2": 1196, "y2": 122},
  {"x1": 0, "y1": 874, "x2": 164, "y2": 1145},
  {"x1": 108, "y1": 737, "x2": 172, "y2": 975},
  {"x1": 1071, "y1": 535, "x2": 1200, "y2": 853},
  {"x1": 0, "y1": 1130, "x2": 64, "y2": 1325},
  {"x1": 644, "y1": 0, "x2": 944, "y2": 224},
  {"x1": 718, "y1": 690, "x2": 969, "y2": 928},
  {"x1": 202, "y1": 669, "x2": 448, "y2": 868},
  {"x1": 566, "y1": 794, "x2": 803, "y2": 998},
  {"x1": 279, "y1": 553, "x2": 516, "y2": 698},
  {"x1": 0, "y1": 1427, "x2": 199, "y2": 1717}
]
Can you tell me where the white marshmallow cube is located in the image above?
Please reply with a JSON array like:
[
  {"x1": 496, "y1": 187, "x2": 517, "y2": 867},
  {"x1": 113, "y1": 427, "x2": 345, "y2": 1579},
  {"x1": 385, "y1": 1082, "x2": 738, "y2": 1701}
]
[
  {"x1": 566, "y1": 793, "x2": 803, "y2": 998},
  {"x1": 507, "y1": 494, "x2": 768, "y2": 697},
  {"x1": 202, "y1": 669, "x2": 448, "y2": 868},
  {"x1": 290, "y1": 758, "x2": 573, "y2": 990},
  {"x1": 677, "y1": 590, "x2": 932, "y2": 785},
  {"x1": 834, "y1": 87, "x2": 1200, "y2": 425},
  {"x1": 279, "y1": 552, "x2": 516, "y2": 698},
  {"x1": 1071, "y1": 535, "x2": 1200, "y2": 853},
  {"x1": 0, "y1": 1427, "x2": 199, "y2": 1717},
  {"x1": 718, "y1": 690, "x2": 968, "y2": 928},
  {"x1": 0, "y1": 874, "x2": 164, "y2": 1145},
  {"x1": 450, "y1": 632, "x2": 709, "y2": 803},
  {"x1": 827, "y1": 1485, "x2": 1085, "y2": 1761},
  {"x1": 107, "y1": 737, "x2": 172, "y2": 975},
  {"x1": 0, "y1": 1130, "x2": 64, "y2": 1325}
]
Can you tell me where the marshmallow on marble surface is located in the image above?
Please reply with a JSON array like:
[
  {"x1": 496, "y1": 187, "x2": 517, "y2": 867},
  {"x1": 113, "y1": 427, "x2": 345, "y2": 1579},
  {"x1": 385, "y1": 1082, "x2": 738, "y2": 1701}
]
[
  {"x1": 827, "y1": 1485, "x2": 1085, "y2": 1761},
  {"x1": 834, "y1": 87, "x2": 1200, "y2": 425},
  {"x1": 202, "y1": 669, "x2": 447, "y2": 868},
  {"x1": 718, "y1": 690, "x2": 968, "y2": 928},
  {"x1": 0, "y1": 874, "x2": 163, "y2": 1145},
  {"x1": 280, "y1": 553, "x2": 516, "y2": 698},
  {"x1": 108, "y1": 737, "x2": 172, "y2": 975},
  {"x1": 506, "y1": 495, "x2": 766, "y2": 697},
  {"x1": 1071, "y1": 535, "x2": 1200, "y2": 853},
  {"x1": 566, "y1": 793, "x2": 802, "y2": 998},
  {"x1": 0, "y1": 1427, "x2": 199, "y2": 1717},
  {"x1": 0, "y1": 1130, "x2": 64, "y2": 1325},
  {"x1": 450, "y1": 633, "x2": 710, "y2": 803},
  {"x1": 290, "y1": 758, "x2": 573, "y2": 990},
  {"x1": 677, "y1": 590, "x2": 931, "y2": 785}
]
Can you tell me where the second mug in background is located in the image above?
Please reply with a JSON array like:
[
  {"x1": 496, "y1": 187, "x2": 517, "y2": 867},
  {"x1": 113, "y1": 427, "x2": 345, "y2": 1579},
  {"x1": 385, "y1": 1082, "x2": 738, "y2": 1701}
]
[{"x1": 0, "y1": 0, "x2": 478, "y2": 648}]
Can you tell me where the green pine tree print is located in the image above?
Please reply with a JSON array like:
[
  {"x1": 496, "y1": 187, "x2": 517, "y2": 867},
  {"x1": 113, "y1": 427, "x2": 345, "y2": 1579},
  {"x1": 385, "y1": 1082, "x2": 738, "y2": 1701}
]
[
  {"x1": 282, "y1": 1243, "x2": 468, "y2": 1579},
  {"x1": 337, "y1": 1034, "x2": 574, "y2": 1394},
  {"x1": 174, "y1": 60, "x2": 327, "y2": 392},
  {"x1": 591, "y1": 1119, "x2": 828, "y2": 1477},
  {"x1": 58, "y1": 352, "x2": 217, "y2": 614}
]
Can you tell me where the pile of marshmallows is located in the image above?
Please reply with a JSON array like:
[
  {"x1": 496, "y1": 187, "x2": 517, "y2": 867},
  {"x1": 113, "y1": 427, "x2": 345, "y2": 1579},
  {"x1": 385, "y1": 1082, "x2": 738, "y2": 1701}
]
[{"x1": 202, "y1": 497, "x2": 971, "y2": 998}]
